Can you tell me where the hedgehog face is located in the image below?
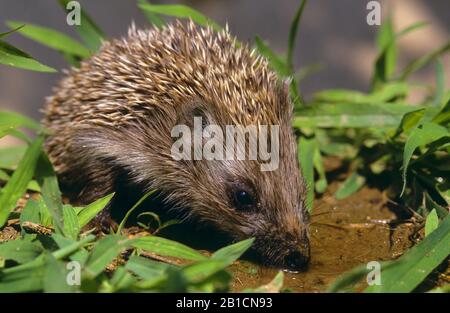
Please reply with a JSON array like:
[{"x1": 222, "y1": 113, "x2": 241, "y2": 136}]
[{"x1": 171, "y1": 101, "x2": 310, "y2": 271}]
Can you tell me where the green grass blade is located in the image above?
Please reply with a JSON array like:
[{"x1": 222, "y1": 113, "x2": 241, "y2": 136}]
[
  {"x1": 294, "y1": 102, "x2": 422, "y2": 128},
  {"x1": 372, "y1": 16, "x2": 396, "y2": 88},
  {"x1": 58, "y1": 0, "x2": 105, "y2": 51},
  {"x1": 424, "y1": 209, "x2": 439, "y2": 237},
  {"x1": 43, "y1": 253, "x2": 74, "y2": 292},
  {"x1": 35, "y1": 153, "x2": 65, "y2": 235},
  {"x1": 77, "y1": 193, "x2": 115, "y2": 228},
  {"x1": 0, "y1": 111, "x2": 41, "y2": 131},
  {"x1": 0, "y1": 146, "x2": 26, "y2": 170},
  {"x1": 84, "y1": 235, "x2": 130, "y2": 278},
  {"x1": 287, "y1": 0, "x2": 307, "y2": 70},
  {"x1": 335, "y1": 171, "x2": 366, "y2": 200},
  {"x1": 212, "y1": 238, "x2": 254, "y2": 265},
  {"x1": 0, "y1": 238, "x2": 43, "y2": 264},
  {"x1": 138, "y1": 3, "x2": 221, "y2": 31},
  {"x1": 0, "y1": 40, "x2": 56, "y2": 72},
  {"x1": 62, "y1": 205, "x2": 80, "y2": 240},
  {"x1": 254, "y1": 36, "x2": 290, "y2": 77},
  {"x1": 365, "y1": 214, "x2": 450, "y2": 292},
  {"x1": 132, "y1": 236, "x2": 207, "y2": 261},
  {"x1": 0, "y1": 136, "x2": 44, "y2": 228},
  {"x1": 401, "y1": 122, "x2": 449, "y2": 195},
  {"x1": 298, "y1": 136, "x2": 316, "y2": 211},
  {"x1": 117, "y1": 190, "x2": 155, "y2": 234},
  {"x1": 400, "y1": 41, "x2": 450, "y2": 80},
  {"x1": 137, "y1": 0, "x2": 165, "y2": 28},
  {"x1": 432, "y1": 60, "x2": 445, "y2": 108},
  {"x1": 0, "y1": 24, "x2": 25, "y2": 39},
  {"x1": 6, "y1": 21, "x2": 90, "y2": 58}
]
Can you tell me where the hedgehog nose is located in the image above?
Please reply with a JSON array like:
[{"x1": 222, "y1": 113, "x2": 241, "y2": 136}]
[{"x1": 283, "y1": 250, "x2": 310, "y2": 272}]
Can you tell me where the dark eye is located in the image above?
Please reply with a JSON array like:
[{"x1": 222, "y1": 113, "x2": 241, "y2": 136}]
[{"x1": 233, "y1": 189, "x2": 255, "y2": 210}]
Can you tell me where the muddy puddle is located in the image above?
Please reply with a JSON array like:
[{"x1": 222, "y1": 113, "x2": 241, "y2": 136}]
[{"x1": 228, "y1": 183, "x2": 418, "y2": 292}]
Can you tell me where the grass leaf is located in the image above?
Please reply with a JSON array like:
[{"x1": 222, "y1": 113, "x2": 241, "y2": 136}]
[
  {"x1": 138, "y1": 3, "x2": 221, "y2": 31},
  {"x1": 0, "y1": 40, "x2": 56, "y2": 72},
  {"x1": 286, "y1": 0, "x2": 307, "y2": 70},
  {"x1": 6, "y1": 21, "x2": 90, "y2": 58},
  {"x1": 298, "y1": 136, "x2": 316, "y2": 211},
  {"x1": 132, "y1": 236, "x2": 207, "y2": 261},
  {"x1": 212, "y1": 238, "x2": 254, "y2": 265},
  {"x1": 58, "y1": 0, "x2": 105, "y2": 51},
  {"x1": 335, "y1": 172, "x2": 366, "y2": 200},
  {"x1": 401, "y1": 122, "x2": 449, "y2": 195},
  {"x1": 0, "y1": 137, "x2": 44, "y2": 228},
  {"x1": 77, "y1": 193, "x2": 114, "y2": 228},
  {"x1": 400, "y1": 41, "x2": 450, "y2": 79},
  {"x1": 254, "y1": 36, "x2": 290, "y2": 77},
  {"x1": 137, "y1": 0, "x2": 165, "y2": 28},
  {"x1": 424, "y1": 209, "x2": 439, "y2": 237},
  {"x1": 62, "y1": 205, "x2": 80, "y2": 240},
  {"x1": 365, "y1": 214, "x2": 450, "y2": 292},
  {"x1": 35, "y1": 153, "x2": 65, "y2": 235}
]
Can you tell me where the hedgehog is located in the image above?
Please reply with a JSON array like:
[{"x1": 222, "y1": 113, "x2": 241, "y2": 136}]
[{"x1": 42, "y1": 21, "x2": 310, "y2": 270}]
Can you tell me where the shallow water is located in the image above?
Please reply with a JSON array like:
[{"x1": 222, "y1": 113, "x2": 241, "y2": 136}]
[{"x1": 229, "y1": 184, "x2": 417, "y2": 292}]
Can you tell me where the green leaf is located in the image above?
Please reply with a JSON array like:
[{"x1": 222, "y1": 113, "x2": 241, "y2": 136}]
[
  {"x1": 58, "y1": 0, "x2": 105, "y2": 51},
  {"x1": 137, "y1": 0, "x2": 165, "y2": 28},
  {"x1": 294, "y1": 102, "x2": 424, "y2": 128},
  {"x1": 0, "y1": 111, "x2": 40, "y2": 132},
  {"x1": 117, "y1": 190, "x2": 155, "y2": 234},
  {"x1": 400, "y1": 41, "x2": 450, "y2": 79},
  {"x1": 84, "y1": 235, "x2": 130, "y2": 278},
  {"x1": 0, "y1": 146, "x2": 26, "y2": 170},
  {"x1": 0, "y1": 136, "x2": 44, "y2": 228},
  {"x1": 286, "y1": 0, "x2": 307, "y2": 70},
  {"x1": 432, "y1": 60, "x2": 445, "y2": 108},
  {"x1": 315, "y1": 82, "x2": 408, "y2": 104},
  {"x1": 401, "y1": 122, "x2": 449, "y2": 195},
  {"x1": 132, "y1": 236, "x2": 207, "y2": 261},
  {"x1": 395, "y1": 108, "x2": 426, "y2": 135},
  {"x1": 0, "y1": 263, "x2": 45, "y2": 292},
  {"x1": 0, "y1": 40, "x2": 56, "y2": 72},
  {"x1": 138, "y1": 4, "x2": 221, "y2": 32},
  {"x1": 19, "y1": 199, "x2": 41, "y2": 230},
  {"x1": 298, "y1": 136, "x2": 315, "y2": 211},
  {"x1": 125, "y1": 255, "x2": 171, "y2": 280},
  {"x1": 424, "y1": 209, "x2": 439, "y2": 237},
  {"x1": 6, "y1": 21, "x2": 90, "y2": 58},
  {"x1": 212, "y1": 238, "x2": 254, "y2": 265},
  {"x1": 335, "y1": 172, "x2": 366, "y2": 200},
  {"x1": 313, "y1": 147, "x2": 327, "y2": 193},
  {"x1": 327, "y1": 263, "x2": 370, "y2": 292},
  {"x1": 372, "y1": 16, "x2": 396, "y2": 88},
  {"x1": 35, "y1": 153, "x2": 65, "y2": 235},
  {"x1": 77, "y1": 193, "x2": 114, "y2": 228},
  {"x1": 181, "y1": 259, "x2": 229, "y2": 283},
  {"x1": 62, "y1": 205, "x2": 80, "y2": 240},
  {"x1": 43, "y1": 253, "x2": 73, "y2": 292},
  {"x1": 0, "y1": 238, "x2": 43, "y2": 264},
  {"x1": 365, "y1": 214, "x2": 450, "y2": 292},
  {"x1": 254, "y1": 36, "x2": 290, "y2": 77},
  {"x1": 0, "y1": 24, "x2": 25, "y2": 39}
]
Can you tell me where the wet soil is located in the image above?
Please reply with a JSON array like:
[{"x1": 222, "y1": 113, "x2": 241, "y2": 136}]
[{"x1": 229, "y1": 182, "x2": 418, "y2": 292}]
